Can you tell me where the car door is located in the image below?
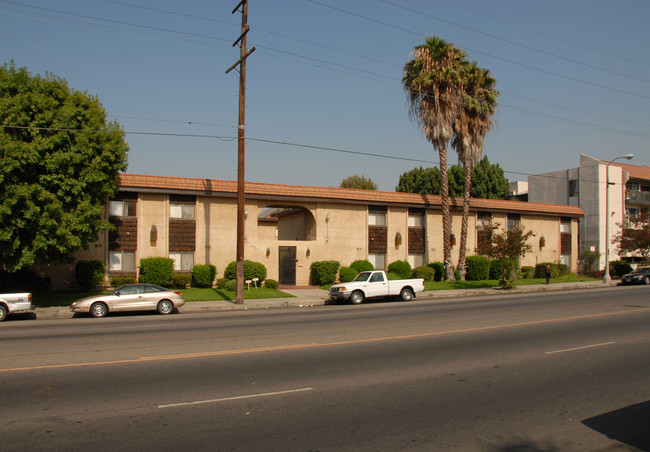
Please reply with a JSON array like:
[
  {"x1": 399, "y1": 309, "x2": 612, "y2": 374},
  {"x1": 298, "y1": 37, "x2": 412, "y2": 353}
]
[
  {"x1": 110, "y1": 284, "x2": 146, "y2": 311},
  {"x1": 365, "y1": 272, "x2": 388, "y2": 298}
]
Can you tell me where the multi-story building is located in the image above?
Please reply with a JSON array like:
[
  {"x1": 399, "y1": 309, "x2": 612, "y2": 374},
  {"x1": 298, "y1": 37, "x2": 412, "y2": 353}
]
[
  {"x1": 527, "y1": 154, "x2": 650, "y2": 269},
  {"x1": 47, "y1": 173, "x2": 584, "y2": 289}
]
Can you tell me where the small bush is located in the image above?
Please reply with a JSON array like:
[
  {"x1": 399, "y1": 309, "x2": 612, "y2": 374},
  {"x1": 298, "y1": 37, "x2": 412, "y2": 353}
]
[
  {"x1": 338, "y1": 267, "x2": 357, "y2": 283},
  {"x1": 224, "y1": 260, "x2": 267, "y2": 282},
  {"x1": 110, "y1": 276, "x2": 136, "y2": 287},
  {"x1": 75, "y1": 260, "x2": 105, "y2": 290},
  {"x1": 412, "y1": 266, "x2": 436, "y2": 281},
  {"x1": 170, "y1": 273, "x2": 191, "y2": 289},
  {"x1": 225, "y1": 279, "x2": 237, "y2": 291},
  {"x1": 192, "y1": 264, "x2": 217, "y2": 288},
  {"x1": 521, "y1": 266, "x2": 535, "y2": 279},
  {"x1": 310, "y1": 260, "x2": 340, "y2": 285},
  {"x1": 265, "y1": 279, "x2": 279, "y2": 289},
  {"x1": 386, "y1": 272, "x2": 401, "y2": 280},
  {"x1": 216, "y1": 278, "x2": 229, "y2": 289},
  {"x1": 490, "y1": 258, "x2": 518, "y2": 281},
  {"x1": 578, "y1": 249, "x2": 601, "y2": 276},
  {"x1": 350, "y1": 260, "x2": 374, "y2": 273},
  {"x1": 465, "y1": 255, "x2": 490, "y2": 281},
  {"x1": 610, "y1": 261, "x2": 633, "y2": 278},
  {"x1": 387, "y1": 260, "x2": 411, "y2": 279},
  {"x1": 427, "y1": 262, "x2": 444, "y2": 282},
  {"x1": 139, "y1": 257, "x2": 175, "y2": 287}
]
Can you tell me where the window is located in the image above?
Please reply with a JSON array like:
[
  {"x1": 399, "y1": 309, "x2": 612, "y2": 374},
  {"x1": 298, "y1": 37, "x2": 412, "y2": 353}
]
[
  {"x1": 109, "y1": 251, "x2": 135, "y2": 271},
  {"x1": 370, "y1": 272, "x2": 385, "y2": 283},
  {"x1": 169, "y1": 251, "x2": 194, "y2": 271},
  {"x1": 368, "y1": 206, "x2": 387, "y2": 226},
  {"x1": 507, "y1": 214, "x2": 521, "y2": 231},
  {"x1": 408, "y1": 253, "x2": 424, "y2": 268},
  {"x1": 110, "y1": 200, "x2": 136, "y2": 217},
  {"x1": 408, "y1": 208, "x2": 424, "y2": 227},
  {"x1": 170, "y1": 203, "x2": 195, "y2": 219},
  {"x1": 368, "y1": 253, "x2": 386, "y2": 270},
  {"x1": 569, "y1": 180, "x2": 579, "y2": 197}
]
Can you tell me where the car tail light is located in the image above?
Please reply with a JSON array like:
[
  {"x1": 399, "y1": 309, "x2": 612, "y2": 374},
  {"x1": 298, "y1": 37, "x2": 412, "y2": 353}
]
[{"x1": 174, "y1": 291, "x2": 182, "y2": 296}]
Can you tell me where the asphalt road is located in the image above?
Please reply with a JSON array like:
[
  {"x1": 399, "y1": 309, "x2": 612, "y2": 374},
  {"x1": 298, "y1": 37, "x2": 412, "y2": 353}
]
[{"x1": 1, "y1": 286, "x2": 649, "y2": 451}]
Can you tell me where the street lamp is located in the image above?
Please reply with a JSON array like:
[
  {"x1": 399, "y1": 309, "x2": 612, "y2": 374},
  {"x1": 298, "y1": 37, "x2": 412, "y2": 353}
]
[{"x1": 603, "y1": 154, "x2": 634, "y2": 283}]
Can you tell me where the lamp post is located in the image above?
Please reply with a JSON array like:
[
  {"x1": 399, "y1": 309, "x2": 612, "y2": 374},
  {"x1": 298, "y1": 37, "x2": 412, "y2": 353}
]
[{"x1": 603, "y1": 154, "x2": 634, "y2": 283}]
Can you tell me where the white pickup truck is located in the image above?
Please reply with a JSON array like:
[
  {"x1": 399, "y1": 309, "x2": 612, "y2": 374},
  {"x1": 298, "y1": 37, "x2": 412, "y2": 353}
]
[
  {"x1": 0, "y1": 292, "x2": 35, "y2": 321},
  {"x1": 329, "y1": 270, "x2": 425, "y2": 304}
]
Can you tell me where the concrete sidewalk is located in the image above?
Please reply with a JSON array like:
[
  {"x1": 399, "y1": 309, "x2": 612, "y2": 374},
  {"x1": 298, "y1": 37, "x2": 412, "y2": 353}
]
[{"x1": 31, "y1": 280, "x2": 618, "y2": 320}]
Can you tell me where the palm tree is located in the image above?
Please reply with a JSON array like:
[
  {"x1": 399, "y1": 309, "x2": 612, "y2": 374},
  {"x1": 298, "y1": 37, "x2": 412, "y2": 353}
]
[
  {"x1": 453, "y1": 63, "x2": 499, "y2": 280},
  {"x1": 403, "y1": 36, "x2": 467, "y2": 281}
]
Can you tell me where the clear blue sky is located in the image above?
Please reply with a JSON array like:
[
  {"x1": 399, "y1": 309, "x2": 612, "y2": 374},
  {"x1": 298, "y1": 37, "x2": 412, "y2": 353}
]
[{"x1": 2, "y1": 0, "x2": 648, "y2": 191}]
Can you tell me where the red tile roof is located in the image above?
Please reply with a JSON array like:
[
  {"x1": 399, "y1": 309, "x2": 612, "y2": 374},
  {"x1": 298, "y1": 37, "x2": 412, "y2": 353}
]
[
  {"x1": 611, "y1": 162, "x2": 650, "y2": 181},
  {"x1": 118, "y1": 173, "x2": 584, "y2": 217}
]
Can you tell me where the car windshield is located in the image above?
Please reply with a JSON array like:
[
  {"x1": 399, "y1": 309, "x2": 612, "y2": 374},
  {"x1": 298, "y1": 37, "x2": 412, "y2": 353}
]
[{"x1": 354, "y1": 272, "x2": 372, "y2": 282}]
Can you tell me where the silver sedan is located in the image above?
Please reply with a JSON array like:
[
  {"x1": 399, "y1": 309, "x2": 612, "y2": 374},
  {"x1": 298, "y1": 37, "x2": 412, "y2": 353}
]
[{"x1": 70, "y1": 284, "x2": 186, "y2": 318}]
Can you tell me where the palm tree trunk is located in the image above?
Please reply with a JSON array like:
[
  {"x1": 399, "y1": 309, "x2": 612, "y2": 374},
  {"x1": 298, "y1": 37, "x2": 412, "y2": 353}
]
[
  {"x1": 439, "y1": 146, "x2": 455, "y2": 281},
  {"x1": 457, "y1": 162, "x2": 472, "y2": 280}
]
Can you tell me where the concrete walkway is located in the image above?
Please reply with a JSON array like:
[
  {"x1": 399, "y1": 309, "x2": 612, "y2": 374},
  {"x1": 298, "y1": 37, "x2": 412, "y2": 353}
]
[{"x1": 30, "y1": 280, "x2": 619, "y2": 320}]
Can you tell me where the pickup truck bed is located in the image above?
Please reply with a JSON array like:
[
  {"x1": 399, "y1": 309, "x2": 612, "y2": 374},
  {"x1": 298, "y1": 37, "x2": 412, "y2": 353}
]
[{"x1": 0, "y1": 292, "x2": 35, "y2": 321}]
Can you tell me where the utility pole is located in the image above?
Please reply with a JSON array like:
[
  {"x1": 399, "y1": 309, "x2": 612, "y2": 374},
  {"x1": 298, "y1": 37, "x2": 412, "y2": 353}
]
[{"x1": 226, "y1": 0, "x2": 255, "y2": 304}]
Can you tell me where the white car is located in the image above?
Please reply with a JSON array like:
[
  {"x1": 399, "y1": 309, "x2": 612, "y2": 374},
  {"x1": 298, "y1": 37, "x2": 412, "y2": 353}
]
[{"x1": 71, "y1": 284, "x2": 185, "y2": 318}]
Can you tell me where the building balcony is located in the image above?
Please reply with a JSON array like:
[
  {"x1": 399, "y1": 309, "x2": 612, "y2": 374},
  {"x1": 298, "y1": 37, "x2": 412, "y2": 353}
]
[{"x1": 626, "y1": 190, "x2": 650, "y2": 206}]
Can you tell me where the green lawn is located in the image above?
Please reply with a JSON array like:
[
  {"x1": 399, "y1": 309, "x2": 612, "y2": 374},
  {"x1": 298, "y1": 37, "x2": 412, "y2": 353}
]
[
  {"x1": 32, "y1": 287, "x2": 295, "y2": 308},
  {"x1": 425, "y1": 274, "x2": 600, "y2": 291}
]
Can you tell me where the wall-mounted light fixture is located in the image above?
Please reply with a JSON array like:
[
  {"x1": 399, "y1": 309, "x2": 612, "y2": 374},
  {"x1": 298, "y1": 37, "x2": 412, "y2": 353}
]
[
  {"x1": 306, "y1": 248, "x2": 310, "y2": 258},
  {"x1": 539, "y1": 236, "x2": 546, "y2": 249},
  {"x1": 150, "y1": 225, "x2": 157, "y2": 246},
  {"x1": 450, "y1": 233, "x2": 456, "y2": 247},
  {"x1": 244, "y1": 209, "x2": 248, "y2": 220},
  {"x1": 326, "y1": 212, "x2": 330, "y2": 222},
  {"x1": 266, "y1": 248, "x2": 270, "y2": 257},
  {"x1": 395, "y1": 232, "x2": 402, "y2": 248}
]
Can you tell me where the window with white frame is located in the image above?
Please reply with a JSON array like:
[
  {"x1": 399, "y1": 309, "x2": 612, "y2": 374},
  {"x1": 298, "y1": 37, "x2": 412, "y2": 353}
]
[
  {"x1": 169, "y1": 251, "x2": 194, "y2": 271},
  {"x1": 109, "y1": 251, "x2": 136, "y2": 271},
  {"x1": 368, "y1": 211, "x2": 386, "y2": 226},
  {"x1": 170, "y1": 203, "x2": 195, "y2": 219},
  {"x1": 408, "y1": 253, "x2": 424, "y2": 268},
  {"x1": 110, "y1": 200, "x2": 136, "y2": 217},
  {"x1": 408, "y1": 212, "x2": 424, "y2": 227}
]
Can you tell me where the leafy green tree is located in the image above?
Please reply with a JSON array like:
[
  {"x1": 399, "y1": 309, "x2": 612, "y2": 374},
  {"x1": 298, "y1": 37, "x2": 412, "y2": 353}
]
[
  {"x1": 396, "y1": 158, "x2": 507, "y2": 199},
  {"x1": 612, "y1": 211, "x2": 650, "y2": 259},
  {"x1": 339, "y1": 174, "x2": 377, "y2": 190},
  {"x1": 403, "y1": 36, "x2": 468, "y2": 281},
  {"x1": 0, "y1": 62, "x2": 128, "y2": 271}
]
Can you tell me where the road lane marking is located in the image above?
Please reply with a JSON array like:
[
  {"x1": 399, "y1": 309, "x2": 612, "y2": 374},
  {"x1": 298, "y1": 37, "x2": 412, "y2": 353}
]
[
  {"x1": 2, "y1": 306, "x2": 649, "y2": 373},
  {"x1": 545, "y1": 341, "x2": 616, "y2": 355},
  {"x1": 158, "y1": 387, "x2": 313, "y2": 409}
]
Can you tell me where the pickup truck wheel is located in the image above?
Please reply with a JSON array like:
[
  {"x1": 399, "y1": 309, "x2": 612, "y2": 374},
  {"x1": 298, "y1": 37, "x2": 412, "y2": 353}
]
[
  {"x1": 349, "y1": 291, "x2": 364, "y2": 305},
  {"x1": 0, "y1": 305, "x2": 7, "y2": 322},
  {"x1": 90, "y1": 302, "x2": 108, "y2": 318},
  {"x1": 400, "y1": 288, "x2": 414, "y2": 302}
]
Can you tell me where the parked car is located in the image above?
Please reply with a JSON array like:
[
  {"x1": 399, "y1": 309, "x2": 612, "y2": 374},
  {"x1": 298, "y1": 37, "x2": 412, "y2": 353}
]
[
  {"x1": 619, "y1": 267, "x2": 650, "y2": 285},
  {"x1": 70, "y1": 284, "x2": 185, "y2": 317},
  {"x1": 0, "y1": 292, "x2": 35, "y2": 322}
]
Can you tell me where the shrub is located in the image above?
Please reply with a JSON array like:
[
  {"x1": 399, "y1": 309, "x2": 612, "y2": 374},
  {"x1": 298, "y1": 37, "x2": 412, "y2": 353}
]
[
  {"x1": 350, "y1": 260, "x2": 374, "y2": 273},
  {"x1": 192, "y1": 264, "x2": 217, "y2": 288},
  {"x1": 224, "y1": 260, "x2": 267, "y2": 282},
  {"x1": 521, "y1": 266, "x2": 535, "y2": 279},
  {"x1": 387, "y1": 260, "x2": 411, "y2": 279},
  {"x1": 216, "y1": 278, "x2": 229, "y2": 289},
  {"x1": 427, "y1": 262, "x2": 444, "y2": 282},
  {"x1": 110, "y1": 276, "x2": 136, "y2": 287},
  {"x1": 170, "y1": 273, "x2": 191, "y2": 289},
  {"x1": 499, "y1": 259, "x2": 520, "y2": 290},
  {"x1": 412, "y1": 266, "x2": 436, "y2": 282},
  {"x1": 610, "y1": 261, "x2": 633, "y2": 278},
  {"x1": 453, "y1": 268, "x2": 461, "y2": 281},
  {"x1": 490, "y1": 258, "x2": 518, "y2": 281},
  {"x1": 265, "y1": 279, "x2": 279, "y2": 289},
  {"x1": 310, "y1": 260, "x2": 340, "y2": 285},
  {"x1": 0, "y1": 268, "x2": 51, "y2": 293},
  {"x1": 578, "y1": 249, "x2": 601, "y2": 276},
  {"x1": 338, "y1": 267, "x2": 357, "y2": 283},
  {"x1": 75, "y1": 259, "x2": 105, "y2": 290},
  {"x1": 465, "y1": 255, "x2": 490, "y2": 281},
  {"x1": 139, "y1": 257, "x2": 175, "y2": 287},
  {"x1": 225, "y1": 279, "x2": 237, "y2": 291},
  {"x1": 534, "y1": 263, "x2": 560, "y2": 279},
  {"x1": 386, "y1": 272, "x2": 400, "y2": 280}
]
